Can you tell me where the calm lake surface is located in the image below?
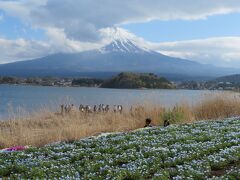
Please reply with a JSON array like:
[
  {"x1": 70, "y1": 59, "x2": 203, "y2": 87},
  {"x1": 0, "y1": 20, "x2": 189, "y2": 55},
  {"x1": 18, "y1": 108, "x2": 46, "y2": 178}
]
[{"x1": 0, "y1": 84, "x2": 229, "y2": 119}]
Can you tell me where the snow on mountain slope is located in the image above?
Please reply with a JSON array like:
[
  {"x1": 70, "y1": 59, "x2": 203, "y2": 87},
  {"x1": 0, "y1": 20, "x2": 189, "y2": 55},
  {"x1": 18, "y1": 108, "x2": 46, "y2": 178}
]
[{"x1": 99, "y1": 27, "x2": 151, "y2": 53}]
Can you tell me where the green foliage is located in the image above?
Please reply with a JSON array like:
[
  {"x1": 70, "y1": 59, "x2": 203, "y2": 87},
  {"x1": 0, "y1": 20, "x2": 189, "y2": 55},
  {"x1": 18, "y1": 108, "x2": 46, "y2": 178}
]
[
  {"x1": 101, "y1": 72, "x2": 174, "y2": 89},
  {"x1": 0, "y1": 76, "x2": 20, "y2": 84},
  {"x1": 160, "y1": 106, "x2": 186, "y2": 124},
  {"x1": 72, "y1": 78, "x2": 103, "y2": 87}
]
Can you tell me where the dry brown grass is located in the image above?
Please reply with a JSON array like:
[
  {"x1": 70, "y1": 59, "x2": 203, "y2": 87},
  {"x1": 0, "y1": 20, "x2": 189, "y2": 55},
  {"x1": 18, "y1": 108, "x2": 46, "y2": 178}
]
[
  {"x1": 193, "y1": 93, "x2": 240, "y2": 120},
  {"x1": 1, "y1": 92, "x2": 240, "y2": 148},
  {"x1": 0, "y1": 109, "x2": 163, "y2": 148}
]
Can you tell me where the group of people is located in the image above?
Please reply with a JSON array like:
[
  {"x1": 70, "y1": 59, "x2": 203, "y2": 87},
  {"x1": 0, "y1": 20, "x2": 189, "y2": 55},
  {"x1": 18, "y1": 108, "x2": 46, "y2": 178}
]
[
  {"x1": 60, "y1": 104, "x2": 123, "y2": 114},
  {"x1": 144, "y1": 118, "x2": 170, "y2": 128},
  {"x1": 59, "y1": 104, "x2": 170, "y2": 128}
]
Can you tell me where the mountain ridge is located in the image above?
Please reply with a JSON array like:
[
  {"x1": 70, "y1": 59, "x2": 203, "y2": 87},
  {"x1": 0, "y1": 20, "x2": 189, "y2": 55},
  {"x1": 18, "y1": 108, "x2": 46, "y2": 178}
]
[{"x1": 0, "y1": 28, "x2": 239, "y2": 79}]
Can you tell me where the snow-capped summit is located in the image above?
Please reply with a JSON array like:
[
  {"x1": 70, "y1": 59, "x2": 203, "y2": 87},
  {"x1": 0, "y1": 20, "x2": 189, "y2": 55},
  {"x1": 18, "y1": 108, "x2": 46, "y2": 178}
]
[
  {"x1": 99, "y1": 27, "x2": 150, "y2": 53},
  {"x1": 102, "y1": 39, "x2": 148, "y2": 53}
]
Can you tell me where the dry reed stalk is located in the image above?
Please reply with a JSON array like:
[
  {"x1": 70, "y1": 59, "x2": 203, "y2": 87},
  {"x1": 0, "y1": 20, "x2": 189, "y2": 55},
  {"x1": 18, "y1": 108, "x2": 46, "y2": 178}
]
[
  {"x1": 0, "y1": 110, "x2": 152, "y2": 148},
  {"x1": 1, "y1": 92, "x2": 240, "y2": 148},
  {"x1": 193, "y1": 93, "x2": 240, "y2": 120}
]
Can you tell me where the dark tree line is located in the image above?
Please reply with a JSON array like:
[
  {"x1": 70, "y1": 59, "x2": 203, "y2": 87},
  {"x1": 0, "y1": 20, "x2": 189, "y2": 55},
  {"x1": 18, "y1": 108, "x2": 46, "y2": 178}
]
[{"x1": 101, "y1": 72, "x2": 174, "y2": 89}]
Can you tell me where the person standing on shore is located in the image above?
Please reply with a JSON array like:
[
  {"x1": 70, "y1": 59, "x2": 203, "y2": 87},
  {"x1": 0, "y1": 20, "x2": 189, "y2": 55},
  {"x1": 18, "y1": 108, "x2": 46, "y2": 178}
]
[{"x1": 60, "y1": 104, "x2": 64, "y2": 115}]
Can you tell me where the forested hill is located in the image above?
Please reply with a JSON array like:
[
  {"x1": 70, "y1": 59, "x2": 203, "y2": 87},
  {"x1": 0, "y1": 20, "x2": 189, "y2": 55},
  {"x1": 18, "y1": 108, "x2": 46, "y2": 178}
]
[
  {"x1": 101, "y1": 72, "x2": 174, "y2": 89},
  {"x1": 214, "y1": 74, "x2": 240, "y2": 84}
]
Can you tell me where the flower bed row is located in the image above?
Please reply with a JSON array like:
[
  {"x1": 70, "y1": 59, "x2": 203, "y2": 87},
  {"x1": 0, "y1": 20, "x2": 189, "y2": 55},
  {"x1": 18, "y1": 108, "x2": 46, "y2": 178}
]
[{"x1": 0, "y1": 118, "x2": 239, "y2": 179}]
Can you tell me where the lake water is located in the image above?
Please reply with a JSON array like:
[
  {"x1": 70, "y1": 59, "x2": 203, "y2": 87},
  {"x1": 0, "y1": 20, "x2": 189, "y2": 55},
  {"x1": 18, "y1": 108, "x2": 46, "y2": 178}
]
[{"x1": 0, "y1": 84, "x2": 227, "y2": 119}]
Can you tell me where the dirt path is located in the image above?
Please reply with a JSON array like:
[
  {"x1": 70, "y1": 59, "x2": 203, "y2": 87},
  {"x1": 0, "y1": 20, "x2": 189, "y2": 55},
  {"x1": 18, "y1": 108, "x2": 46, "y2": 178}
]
[{"x1": 210, "y1": 160, "x2": 240, "y2": 177}]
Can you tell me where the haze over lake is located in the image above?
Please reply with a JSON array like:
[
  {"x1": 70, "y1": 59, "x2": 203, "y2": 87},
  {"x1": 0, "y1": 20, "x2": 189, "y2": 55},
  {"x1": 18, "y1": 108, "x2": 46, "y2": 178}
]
[{"x1": 0, "y1": 84, "x2": 227, "y2": 119}]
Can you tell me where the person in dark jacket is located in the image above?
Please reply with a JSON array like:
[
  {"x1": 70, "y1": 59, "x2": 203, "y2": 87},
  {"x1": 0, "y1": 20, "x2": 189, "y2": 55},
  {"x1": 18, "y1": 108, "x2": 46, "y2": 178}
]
[
  {"x1": 144, "y1": 118, "x2": 153, "y2": 128},
  {"x1": 164, "y1": 119, "x2": 170, "y2": 127},
  {"x1": 60, "y1": 104, "x2": 64, "y2": 115}
]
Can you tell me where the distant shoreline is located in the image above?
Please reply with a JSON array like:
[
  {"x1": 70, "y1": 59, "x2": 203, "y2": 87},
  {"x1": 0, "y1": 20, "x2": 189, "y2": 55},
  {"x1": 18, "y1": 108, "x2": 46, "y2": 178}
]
[
  {"x1": 0, "y1": 82, "x2": 101, "y2": 88},
  {"x1": 0, "y1": 83, "x2": 174, "y2": 90},
  {"x1": 0, "y1": 83, "x2": 230, "y2": 91},
  {"x1": 1, "y1": 71, "x2": 239, "y2": 91},
  {"x1": 0, "y1": 72, "x2": 175, "y2": 90}
]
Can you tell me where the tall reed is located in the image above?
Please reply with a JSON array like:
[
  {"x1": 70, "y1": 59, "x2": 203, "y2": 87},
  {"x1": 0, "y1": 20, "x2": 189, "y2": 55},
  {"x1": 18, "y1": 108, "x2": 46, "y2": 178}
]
[{"x1": 0, "y1": 93, "x2": 240, "y2": 148}]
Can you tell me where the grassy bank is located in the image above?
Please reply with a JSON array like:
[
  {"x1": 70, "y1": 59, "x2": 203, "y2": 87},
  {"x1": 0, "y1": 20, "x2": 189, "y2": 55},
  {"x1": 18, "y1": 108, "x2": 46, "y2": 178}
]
[
  {"x1": 1, "y1": 93, "x2": 240, "y2": 148},
  {"x1": 0, "y1": 118, "x2": 239, "y2": 179}
]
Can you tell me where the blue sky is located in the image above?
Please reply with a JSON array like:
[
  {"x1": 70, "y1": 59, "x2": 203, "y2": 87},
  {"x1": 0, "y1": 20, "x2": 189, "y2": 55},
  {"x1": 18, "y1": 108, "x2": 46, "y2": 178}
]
[
  {"x1": 0, "y1": 0, "x2": 240, "y2": 67},
  {"x1": 0, "y1": 10, "x2": 45, "y2": 40},
  {"x1": 123, "y1": 13, "x2": 240, "y2": 42}
]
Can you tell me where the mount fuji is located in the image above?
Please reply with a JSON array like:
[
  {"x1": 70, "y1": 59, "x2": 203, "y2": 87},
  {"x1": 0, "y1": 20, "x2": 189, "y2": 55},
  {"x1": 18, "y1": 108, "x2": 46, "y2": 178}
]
[{"x1": 0, "y1": 28, "x2": 238, "y2": 80}]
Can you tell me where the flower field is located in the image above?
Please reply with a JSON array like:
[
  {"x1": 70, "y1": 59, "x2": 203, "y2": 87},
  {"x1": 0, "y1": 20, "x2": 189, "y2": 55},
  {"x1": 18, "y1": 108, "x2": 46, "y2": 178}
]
[{"x1": 0, "y1": 118, "x2": 239, "y2": 179}]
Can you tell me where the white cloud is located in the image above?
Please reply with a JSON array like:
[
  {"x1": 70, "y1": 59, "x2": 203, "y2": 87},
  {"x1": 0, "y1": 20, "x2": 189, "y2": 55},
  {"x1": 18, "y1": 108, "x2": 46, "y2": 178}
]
[
  {"x1": 45, "y1": 27, "x2": 101, "y2": 53},
  {"x1": 0, "y1": 38, "x2": 51, "y2": 63},
  {"x1": 1, "y1": 0, "x2": 240, "y2": 41},
  {"x1": 0, "y1": 32, "x2": 102, "y2": 64},
  {"x1": 151, "y1": 37, "x2": 240, "y2": 67}
]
